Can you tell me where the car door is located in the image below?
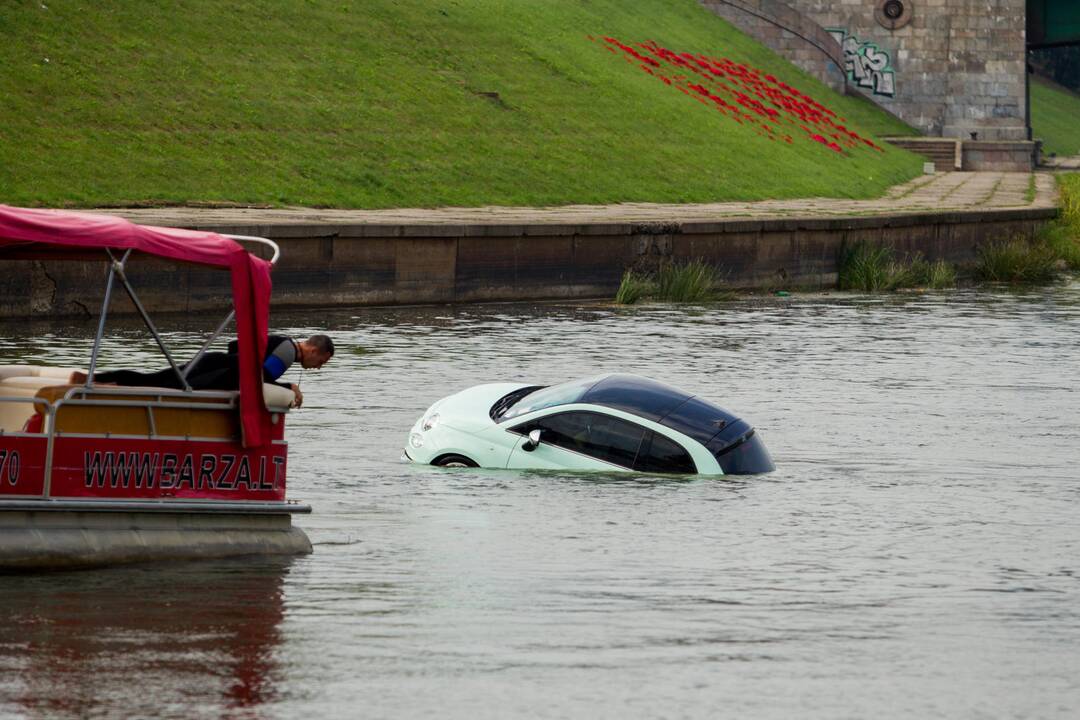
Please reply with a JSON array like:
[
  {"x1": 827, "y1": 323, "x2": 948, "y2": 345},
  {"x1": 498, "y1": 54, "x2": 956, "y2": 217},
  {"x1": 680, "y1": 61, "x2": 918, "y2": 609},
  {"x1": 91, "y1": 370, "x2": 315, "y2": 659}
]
[{"x1": 505, "y1": 410, "x2": 647, "y2": 471}]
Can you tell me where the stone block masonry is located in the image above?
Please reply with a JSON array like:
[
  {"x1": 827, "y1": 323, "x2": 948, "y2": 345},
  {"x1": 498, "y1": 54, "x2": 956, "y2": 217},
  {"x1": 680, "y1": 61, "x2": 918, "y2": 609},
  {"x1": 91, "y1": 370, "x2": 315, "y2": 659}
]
[
  {"x1": 700, "y1": 0, "x2": 849, "y2": 91},
  {"x1": 700, "y1": 0, "x2": 1030, "y2": 142}
]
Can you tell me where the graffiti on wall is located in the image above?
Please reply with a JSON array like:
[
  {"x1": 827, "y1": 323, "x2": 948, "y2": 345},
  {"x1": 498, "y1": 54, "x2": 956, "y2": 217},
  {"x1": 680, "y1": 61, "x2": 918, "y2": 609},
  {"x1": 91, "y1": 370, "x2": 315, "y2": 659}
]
[{"x1": 828, "y1": 29, "x2": 896, "y2": 97}]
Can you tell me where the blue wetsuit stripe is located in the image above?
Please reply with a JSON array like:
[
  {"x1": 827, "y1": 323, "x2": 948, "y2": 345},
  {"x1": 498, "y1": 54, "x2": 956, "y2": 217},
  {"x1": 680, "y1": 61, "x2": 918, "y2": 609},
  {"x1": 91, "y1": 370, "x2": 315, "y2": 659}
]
[{"x1": 264, "y1": 355, "x2": 287, "y2": 380}]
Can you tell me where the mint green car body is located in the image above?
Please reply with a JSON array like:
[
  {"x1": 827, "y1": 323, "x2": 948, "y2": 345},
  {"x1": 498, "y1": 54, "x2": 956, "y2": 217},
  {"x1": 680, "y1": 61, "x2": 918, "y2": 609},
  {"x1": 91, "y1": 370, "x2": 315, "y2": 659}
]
[
  {"x1": 406, "y1": 382, "x2": 722, "y2": 474},
  {"x1": 404, "y1": 375, "x2": 775, "y2": 475}
]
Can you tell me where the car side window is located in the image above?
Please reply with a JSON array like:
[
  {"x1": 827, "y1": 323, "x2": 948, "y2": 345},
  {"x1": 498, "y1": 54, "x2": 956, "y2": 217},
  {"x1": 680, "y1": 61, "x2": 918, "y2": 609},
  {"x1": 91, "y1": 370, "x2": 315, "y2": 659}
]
[
  {"x1": 634, "y1": 431, "x2": 697, "y2": 474},
  {"x1": 511, "y1": 412, "x2": 646, "y2": 469}
]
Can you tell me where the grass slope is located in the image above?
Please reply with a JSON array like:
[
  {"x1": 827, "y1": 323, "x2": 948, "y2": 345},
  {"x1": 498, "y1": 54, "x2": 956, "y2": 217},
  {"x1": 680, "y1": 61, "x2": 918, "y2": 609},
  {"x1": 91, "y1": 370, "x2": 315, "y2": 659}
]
[
  {"x1": 0, "y1": 0, "x2": 921, "y2": 208},
  {"x1": 1031, "y1": 76, "x2": 1080, "y2": 157}
]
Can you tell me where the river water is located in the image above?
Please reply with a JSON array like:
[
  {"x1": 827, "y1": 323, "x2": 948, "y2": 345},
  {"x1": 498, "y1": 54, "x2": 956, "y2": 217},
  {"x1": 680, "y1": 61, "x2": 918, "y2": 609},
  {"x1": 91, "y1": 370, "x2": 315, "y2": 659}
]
[{"x1": 0, "y1": 285, "x2": 1078, "y2": 719}]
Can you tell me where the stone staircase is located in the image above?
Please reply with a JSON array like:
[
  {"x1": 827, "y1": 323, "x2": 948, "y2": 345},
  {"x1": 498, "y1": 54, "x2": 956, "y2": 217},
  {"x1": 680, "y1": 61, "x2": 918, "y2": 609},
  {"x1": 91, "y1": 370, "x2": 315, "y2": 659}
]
[{"x1": 885, "y1": 138, "x2": 962, "y2": 171}]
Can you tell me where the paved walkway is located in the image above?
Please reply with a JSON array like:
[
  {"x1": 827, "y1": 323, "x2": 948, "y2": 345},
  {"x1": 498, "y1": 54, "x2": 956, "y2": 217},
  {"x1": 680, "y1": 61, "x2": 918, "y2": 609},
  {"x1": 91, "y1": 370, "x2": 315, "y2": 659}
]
[
  {"x1": 97, "y1": 171, "x2": 1059, "y2": 229},
  {"x1": 1042, "y1": 155, "x2": 1080, "y2": 171}
]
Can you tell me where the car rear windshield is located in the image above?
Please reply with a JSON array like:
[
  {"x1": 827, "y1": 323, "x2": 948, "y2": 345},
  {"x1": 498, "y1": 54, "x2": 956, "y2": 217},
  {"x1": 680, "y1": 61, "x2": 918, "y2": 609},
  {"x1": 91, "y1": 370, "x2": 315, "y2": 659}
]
[
  {"x1": 708, "y1": 430, "x2": 775, "y2": 475},
  {"x1": 659, "y1": 396, "x2": 737, "y2": 445},
  {"x1": 496, "y1": 375, "x2": 606, "y2": 421}
]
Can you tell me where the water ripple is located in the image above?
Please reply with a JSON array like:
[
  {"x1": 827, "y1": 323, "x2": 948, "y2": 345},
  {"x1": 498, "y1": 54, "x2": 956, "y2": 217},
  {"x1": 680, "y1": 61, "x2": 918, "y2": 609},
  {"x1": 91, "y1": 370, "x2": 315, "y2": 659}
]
[{"x1": 1, "y1": 286, "x2": 1079, "y2": 718}]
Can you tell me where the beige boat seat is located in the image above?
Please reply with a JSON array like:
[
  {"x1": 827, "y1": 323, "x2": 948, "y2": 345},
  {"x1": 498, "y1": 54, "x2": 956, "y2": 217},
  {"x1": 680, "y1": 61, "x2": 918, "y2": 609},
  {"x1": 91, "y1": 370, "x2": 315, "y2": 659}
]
[
  {"x1": 1, "y1": 364, "x2": 294, "y2": 435},
  {"x1": 0, "y1": 365, "x2": 79, "y2": 382},
  {"x1": 14, "y1": 383, "x2": 293, "y2": 437},
  {"x1": 0, "y1": 366, "x2": 82, "y2": 432}
]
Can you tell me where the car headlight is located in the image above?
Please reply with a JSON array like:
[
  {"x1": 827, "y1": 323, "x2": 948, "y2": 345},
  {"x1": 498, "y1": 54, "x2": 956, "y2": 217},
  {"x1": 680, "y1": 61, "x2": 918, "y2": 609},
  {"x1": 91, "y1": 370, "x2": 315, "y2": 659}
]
[
  {"x1": 409, "y1": 433, "x2": 424, "y2": 449},
  {"x1": 422, "y1": 413, "x2": 440, "y2": 432}
]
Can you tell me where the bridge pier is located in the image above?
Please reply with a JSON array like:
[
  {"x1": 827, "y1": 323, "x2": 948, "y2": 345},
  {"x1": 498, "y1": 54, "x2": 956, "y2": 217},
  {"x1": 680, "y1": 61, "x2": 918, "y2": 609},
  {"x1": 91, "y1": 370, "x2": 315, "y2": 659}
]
[{"x1": 702, "y1": 0, "x2": 1034, "y2": 155}]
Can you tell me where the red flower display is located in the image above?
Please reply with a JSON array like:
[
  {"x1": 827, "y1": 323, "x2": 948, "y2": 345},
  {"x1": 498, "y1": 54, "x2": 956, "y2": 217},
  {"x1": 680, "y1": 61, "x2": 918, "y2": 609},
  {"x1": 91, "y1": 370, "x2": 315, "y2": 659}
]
[{"x1": 593, "y1": 37, "x2": 884, "y2": 155}]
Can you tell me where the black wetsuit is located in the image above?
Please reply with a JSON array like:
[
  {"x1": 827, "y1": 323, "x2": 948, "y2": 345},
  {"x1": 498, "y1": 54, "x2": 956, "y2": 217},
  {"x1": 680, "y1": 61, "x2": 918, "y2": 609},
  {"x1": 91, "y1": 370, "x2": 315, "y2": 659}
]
[{"x1": 93, "y1": 336, "x2": 298, "y2": 390}]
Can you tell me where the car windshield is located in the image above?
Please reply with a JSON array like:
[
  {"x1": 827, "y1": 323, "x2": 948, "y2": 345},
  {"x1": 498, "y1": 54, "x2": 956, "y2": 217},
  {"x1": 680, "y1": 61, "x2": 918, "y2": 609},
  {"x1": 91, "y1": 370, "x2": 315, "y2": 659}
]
[{"x1": 498, "y1": 375, "x2": 607, "y2": 421}]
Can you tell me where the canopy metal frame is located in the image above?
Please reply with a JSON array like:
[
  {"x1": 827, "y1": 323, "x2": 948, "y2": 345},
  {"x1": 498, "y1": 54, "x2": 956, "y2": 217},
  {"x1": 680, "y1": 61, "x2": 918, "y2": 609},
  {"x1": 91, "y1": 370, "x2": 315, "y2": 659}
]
[{"x1": 84, "y1": 234, "x2": 280, "y2": 392}]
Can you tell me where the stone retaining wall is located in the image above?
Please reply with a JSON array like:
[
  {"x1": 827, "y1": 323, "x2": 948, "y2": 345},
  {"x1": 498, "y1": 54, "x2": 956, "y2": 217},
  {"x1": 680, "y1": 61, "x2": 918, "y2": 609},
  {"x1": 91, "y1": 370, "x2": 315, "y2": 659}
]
[
  {"x1": 699, "y1": 0, "x2": 847, "y2": 91},
  {"x1": 0, "y1": 208, "x2": 1056, "y2": 318},
  {"x1": 702, "y1": 0, "x2": 1030, "y2": 142},
  {"x1": 962, "y1": 141, "x2": 1042, "y2": 172}
]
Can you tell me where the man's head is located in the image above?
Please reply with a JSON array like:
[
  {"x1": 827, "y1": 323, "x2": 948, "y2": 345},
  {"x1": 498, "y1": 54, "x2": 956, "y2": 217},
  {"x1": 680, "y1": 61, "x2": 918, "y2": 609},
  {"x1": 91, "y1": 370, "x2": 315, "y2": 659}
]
[{"x1": 298, "y1": 334, "x2": 334, "y2": 369}]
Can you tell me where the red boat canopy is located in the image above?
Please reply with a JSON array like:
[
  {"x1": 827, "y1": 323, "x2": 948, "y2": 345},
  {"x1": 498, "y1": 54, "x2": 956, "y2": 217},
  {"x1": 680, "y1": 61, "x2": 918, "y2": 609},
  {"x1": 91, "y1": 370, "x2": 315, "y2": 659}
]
[{"x1": 0, "y1": 205, "x2": 274, "y2": 448}]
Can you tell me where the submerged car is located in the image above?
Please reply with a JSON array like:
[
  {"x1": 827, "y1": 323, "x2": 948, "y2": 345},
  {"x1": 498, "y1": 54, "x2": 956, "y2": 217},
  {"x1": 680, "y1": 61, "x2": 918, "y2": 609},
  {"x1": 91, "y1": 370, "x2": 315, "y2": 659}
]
[{"x1": 404, "y1": 374, "x2": 774, "y2": 475}]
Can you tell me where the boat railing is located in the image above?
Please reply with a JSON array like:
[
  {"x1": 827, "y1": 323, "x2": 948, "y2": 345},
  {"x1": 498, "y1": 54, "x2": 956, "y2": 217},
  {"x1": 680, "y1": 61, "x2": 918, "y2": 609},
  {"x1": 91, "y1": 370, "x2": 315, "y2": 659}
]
[
  {"x1": 84, "y1": 234, "x2": 279, "y2": 396},
  {"x1": 0, "y1": 384, "x2": 301, "y2": 505},
  {"x1": 224, "y1": 234, "x2": 281, "y2": 266},
  {"x1": 60, "y1": 384, "x2": 240, "y2": 404},
  {"x1": 1, "y1": 387, "x2": 245, "y2": 497},
  {"x1": 50, "y1": 389, "x2": 239, "y2": 439},
  {"x1": 0, "y1": 395, "x2": 54, "y2": 436}
]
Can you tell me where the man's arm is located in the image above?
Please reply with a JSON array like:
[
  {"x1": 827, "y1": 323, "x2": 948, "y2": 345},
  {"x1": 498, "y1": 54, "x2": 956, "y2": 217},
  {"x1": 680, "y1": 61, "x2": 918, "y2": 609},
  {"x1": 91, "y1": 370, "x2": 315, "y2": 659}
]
[
  {"x1": 262, "y1": 336, "x2": 296, "y2": 387},
  {"x1": 263, "y1": 337, "x2": 302, "y2": 406}
]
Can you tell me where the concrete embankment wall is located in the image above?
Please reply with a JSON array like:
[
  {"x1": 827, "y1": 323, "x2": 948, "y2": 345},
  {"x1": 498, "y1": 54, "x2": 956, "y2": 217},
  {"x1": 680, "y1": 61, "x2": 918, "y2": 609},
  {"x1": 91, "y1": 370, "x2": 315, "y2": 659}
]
[{"x1": 0, "y1": 208, "x2": 1057, "y2": 318}]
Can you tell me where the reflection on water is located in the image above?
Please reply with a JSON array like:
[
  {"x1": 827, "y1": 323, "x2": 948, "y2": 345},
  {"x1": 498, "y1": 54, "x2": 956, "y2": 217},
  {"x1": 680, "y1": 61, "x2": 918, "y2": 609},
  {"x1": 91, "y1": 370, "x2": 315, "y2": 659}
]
[
  {"x1": 2, "y1": 284, "x2": 1080, "y2": 718},
  {"x1": 0, "y1": 560, "x2": 293, "y2": 718}
]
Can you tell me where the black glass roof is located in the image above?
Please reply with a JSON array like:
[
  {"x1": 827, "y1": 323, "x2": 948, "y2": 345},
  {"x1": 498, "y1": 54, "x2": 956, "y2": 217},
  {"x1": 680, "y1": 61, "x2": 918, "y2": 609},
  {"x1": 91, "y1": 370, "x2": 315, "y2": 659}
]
[
  {"x1": 579, "y1": 374, "x2": 691, "y2": 421},
  {"x1": 580, "y1": 374, "x2": 743, "y2": 446}
]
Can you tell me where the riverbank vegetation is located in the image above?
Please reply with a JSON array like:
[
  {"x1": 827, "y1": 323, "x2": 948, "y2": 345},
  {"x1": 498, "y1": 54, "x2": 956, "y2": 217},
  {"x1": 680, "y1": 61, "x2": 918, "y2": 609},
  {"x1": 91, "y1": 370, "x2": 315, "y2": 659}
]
[
  {"x1": 1044, "y1": 173, "x2": 1080, "y2": 270},
  {"x1": 615, "y1": 261, "x2": 732, "y2": 304},
  {"x1": 974, "y1": 240, "x2": 1060, "y2": 283},
  {"x1": 976, "y1": 174, "x2": 1080, "y2": 281},
  {"x1": 0, "y1": 0, "x2": 920, "y2": 209},
  {"x1": 614, "y1": 271, "x2": 655, "y2": 305},
  {"x1": 618, "y1": 174, "x2": 1080, "y2": 303},
  {"x1": 837, "y1": 243, "x2": 957, "y2": 291},
  {"x1": 836, "y1": 230, "x2": 1077, "y2": 292},
  {"x1": 837, "y1": 174, "x2": 1080, "y2": 290}
]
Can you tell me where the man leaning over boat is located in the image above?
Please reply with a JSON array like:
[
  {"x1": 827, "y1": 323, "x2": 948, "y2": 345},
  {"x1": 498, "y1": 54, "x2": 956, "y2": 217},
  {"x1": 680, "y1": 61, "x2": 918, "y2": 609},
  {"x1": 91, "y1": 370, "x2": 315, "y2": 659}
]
[{"x1": 70, "y1": 334, "x2": 334, "y2": 408}]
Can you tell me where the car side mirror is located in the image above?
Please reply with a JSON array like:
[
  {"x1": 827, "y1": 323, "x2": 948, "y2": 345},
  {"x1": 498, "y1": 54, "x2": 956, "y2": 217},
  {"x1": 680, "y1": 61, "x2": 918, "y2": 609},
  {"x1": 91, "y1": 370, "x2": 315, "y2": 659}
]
[{"x1": 522, "y1": 428, "x2": 542, "y2": 452}]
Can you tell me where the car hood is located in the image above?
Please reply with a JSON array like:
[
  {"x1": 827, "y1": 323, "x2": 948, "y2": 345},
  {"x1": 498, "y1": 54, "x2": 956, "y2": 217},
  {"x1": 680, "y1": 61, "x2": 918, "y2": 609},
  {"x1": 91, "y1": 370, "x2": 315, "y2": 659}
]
[{"x1": 433, "y1": 382, "x2": 532, "y2": 433}]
